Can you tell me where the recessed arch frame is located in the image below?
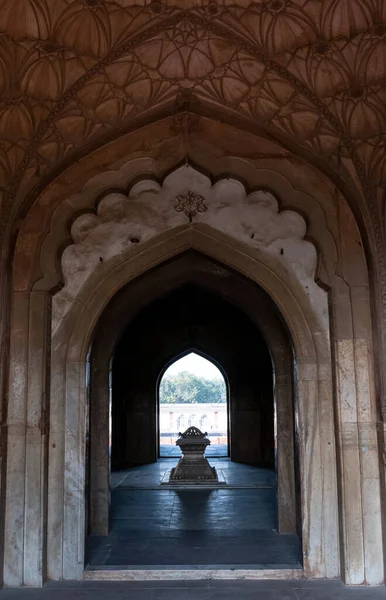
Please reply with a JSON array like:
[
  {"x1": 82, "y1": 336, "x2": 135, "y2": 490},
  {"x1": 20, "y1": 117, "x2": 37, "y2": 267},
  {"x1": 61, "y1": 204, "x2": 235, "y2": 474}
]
[
  {"x1": 89, "y1": 248, "x2": 297, "y2": 536},
  {"x1": 3, "y1": 211, "x2": 384, "y2": 588},
  {"x1": 44, "y1": 225, "x2": 337, "y2": 582},
  {"x1": 87, "y1": 245, "x2": 297, "y2": 538}
]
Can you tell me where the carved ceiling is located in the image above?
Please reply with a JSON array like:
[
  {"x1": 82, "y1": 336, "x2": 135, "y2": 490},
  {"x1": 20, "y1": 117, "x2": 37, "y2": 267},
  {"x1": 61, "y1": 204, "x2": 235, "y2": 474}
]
[{"x1": 0, "y1": 0, "x2": 385, "y2": 240}]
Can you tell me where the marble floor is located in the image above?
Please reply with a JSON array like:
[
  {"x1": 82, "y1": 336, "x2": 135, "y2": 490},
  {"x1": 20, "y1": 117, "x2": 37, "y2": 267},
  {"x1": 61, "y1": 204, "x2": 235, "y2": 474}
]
[
  {"x1": 1, "y1": 580, "x2": 386, "y2": 599},
  {"x1": 110, "y1": 458, "x2": 276, "y2": 489},
  {"x1": 87, "y1": 459, "x2": 300, "y2": 569}
]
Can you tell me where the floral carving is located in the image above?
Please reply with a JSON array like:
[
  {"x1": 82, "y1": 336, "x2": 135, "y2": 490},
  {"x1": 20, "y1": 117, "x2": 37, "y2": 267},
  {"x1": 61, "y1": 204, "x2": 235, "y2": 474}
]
[
  {"x1": 222, "y1": 1, "x2": 317, "y2": 55},
  {"x1": 135, "y1": 21, "x2": 235, "y2": 81},
  {"x1": 174, "y1": 190, "x2": 207, "y2": 222},
  {"x1": 357, "y1": 136, "x2": 386, "y2": 186},
  {"x1": 0, "y1": 99, "x2": 34, "y2": 142}
]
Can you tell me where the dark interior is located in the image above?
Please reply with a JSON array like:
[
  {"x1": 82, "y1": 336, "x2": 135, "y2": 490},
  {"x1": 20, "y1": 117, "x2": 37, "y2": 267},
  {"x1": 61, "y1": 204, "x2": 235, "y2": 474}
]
[
  {"x1": 112, "y1": 283, "x2": 274, "y2": 470},
  {"x1": 86, "y1": 252, "x2": 300, "y2": 570}
]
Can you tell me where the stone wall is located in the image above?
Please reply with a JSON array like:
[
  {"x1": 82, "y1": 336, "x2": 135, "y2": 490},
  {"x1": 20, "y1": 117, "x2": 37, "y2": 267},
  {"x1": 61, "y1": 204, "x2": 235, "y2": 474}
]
[
  {"x1": 0, "y1": 0, "x2": 385, "y2": 587},
  {"x1": 2, "y1": 156, "x2": 384, "y2": 587}
]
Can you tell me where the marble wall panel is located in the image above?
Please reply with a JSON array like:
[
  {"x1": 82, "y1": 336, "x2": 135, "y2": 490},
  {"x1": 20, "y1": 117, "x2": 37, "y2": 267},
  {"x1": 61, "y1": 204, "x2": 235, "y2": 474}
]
[
  {"x1": 296, "y1": 364, "x2": 339, "y2": 578},
  {"x1": 339, "y1": 422, "x2": 365, "y2": 584},
  {"x1": 4, "y1": 293, "x2": 29, "y2": 587},
  {"x1": 24, "y1": 292, "x2": 50, "y2": 587}
]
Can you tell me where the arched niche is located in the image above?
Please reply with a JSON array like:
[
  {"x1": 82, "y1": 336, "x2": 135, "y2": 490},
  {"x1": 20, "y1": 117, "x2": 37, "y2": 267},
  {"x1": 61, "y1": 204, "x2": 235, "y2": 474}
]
[{"x1": 40, "y1": 163, "x2": 331, "y2": 348}]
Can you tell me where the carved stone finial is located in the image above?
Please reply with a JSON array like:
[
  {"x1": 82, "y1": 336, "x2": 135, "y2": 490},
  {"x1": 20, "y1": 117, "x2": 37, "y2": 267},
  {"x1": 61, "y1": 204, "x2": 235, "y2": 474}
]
[{"x1": 174, "y1": 190, "x2": 207, "y2": 222}]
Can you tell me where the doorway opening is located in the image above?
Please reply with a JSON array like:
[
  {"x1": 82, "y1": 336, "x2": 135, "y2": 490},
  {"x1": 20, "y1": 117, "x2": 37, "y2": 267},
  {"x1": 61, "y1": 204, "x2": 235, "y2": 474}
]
[
  {"x1": 158, "y1": 352, "x2": 229, "y2": 458},
  {"x1": 86, "y1": 252, "x2": 300, "y2": 570}
]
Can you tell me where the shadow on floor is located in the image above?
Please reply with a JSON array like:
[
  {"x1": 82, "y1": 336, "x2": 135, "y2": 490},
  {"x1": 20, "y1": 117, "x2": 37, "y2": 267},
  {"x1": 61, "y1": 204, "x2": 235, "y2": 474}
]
[{"x1": 87, "y1": 459, "x2": 300, "y2": 569}]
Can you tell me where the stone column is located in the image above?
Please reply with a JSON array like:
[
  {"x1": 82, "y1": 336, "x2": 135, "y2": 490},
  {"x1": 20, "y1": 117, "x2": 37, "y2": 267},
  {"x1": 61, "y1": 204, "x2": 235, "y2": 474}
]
[
  {"x1": 24, "y1": 292, "x2": 51, "y2": 586},
  {"x1": 331, "y1": 279, "x2": 384, "y2": 585},
  {"x1": 63, "y1": 359, "x2": 87, "y2": 580},
  {"x1": 0, "y1": 260, "x2": 11, "y2": 587},
  {"x1": 296, "y1": 360, "x2": 339, "y2": 579},
  {"x1": 351, "y1": 285, "x2": 383, "y2": 585},
  {"x1": 89, "y1": 357, "x2": 110, "y2": 535},
  {"x1": 275, "y1": 373, "x2": 296, "y2": 533},
  {"x1": 3, "y1": 292, "x2": 29, "y2": 586},
  {"x1": 4, "y1": 291, "x2": 51, "y2": 587},
  {"x1": 47, "y1": 340, "x2": 66, "y2": 580}
]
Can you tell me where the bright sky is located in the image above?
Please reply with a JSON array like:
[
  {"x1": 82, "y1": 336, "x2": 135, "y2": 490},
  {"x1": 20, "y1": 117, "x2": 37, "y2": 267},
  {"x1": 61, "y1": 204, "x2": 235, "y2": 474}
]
[{"x1": 165, "y1": 352, "x2": 223, "y2": 380}]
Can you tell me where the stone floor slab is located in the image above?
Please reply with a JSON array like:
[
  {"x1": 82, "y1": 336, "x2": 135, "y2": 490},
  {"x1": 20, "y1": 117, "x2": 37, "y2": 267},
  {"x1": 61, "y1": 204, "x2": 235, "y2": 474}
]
[
  {"x1": 1, "y1": 580, "x2": 386, "y2": 599},
  {"x1": 88, "y1": 461, "x2": 299, "y2": 569}
]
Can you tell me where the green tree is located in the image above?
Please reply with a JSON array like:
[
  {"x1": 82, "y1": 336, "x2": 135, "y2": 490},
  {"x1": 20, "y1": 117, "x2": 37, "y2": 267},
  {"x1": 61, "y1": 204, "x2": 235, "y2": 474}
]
[{"x1": 159, "y1": 371, "x2": 226, "y2": 404}]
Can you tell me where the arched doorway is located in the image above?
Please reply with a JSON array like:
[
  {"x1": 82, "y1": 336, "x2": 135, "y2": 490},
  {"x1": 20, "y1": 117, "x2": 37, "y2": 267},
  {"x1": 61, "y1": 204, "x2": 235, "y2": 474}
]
[
  {"x1": 86, "y1": 251, "x2": 298, "y2": 570},
  {"x1": 158, "y1": 352, "x2": 229, "y2": 458},
  {"x1": 109, "y1": 281, "x2": 276, "y2": 471},
  {"x1": 3, "y1": 131, "x2": 384, "y2": 584},
  {"x1": 10, "y1": 220, "x2": 344, "y2": 582}
]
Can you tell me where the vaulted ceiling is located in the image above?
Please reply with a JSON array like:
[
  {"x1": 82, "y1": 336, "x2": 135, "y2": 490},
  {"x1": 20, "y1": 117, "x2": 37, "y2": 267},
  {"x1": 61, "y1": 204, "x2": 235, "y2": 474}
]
[{"x1": 0, "y1": 0, "x2": 385, "y2": 244}]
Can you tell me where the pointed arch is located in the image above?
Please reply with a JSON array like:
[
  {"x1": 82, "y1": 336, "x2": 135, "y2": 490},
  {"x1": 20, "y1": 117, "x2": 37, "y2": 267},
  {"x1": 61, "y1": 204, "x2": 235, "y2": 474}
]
[{"x1": 158, "y1": 350, "x2": 229, "y2": 458}]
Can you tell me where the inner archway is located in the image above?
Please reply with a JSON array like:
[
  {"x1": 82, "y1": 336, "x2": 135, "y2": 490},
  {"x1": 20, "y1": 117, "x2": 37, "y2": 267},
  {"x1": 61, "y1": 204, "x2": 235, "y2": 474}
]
[
  {"x1": 158, "y1": 352, "x2": 229, "y2": 458},
  {"x1": 110, "y1": 282, "x2": 275, "y2": 471},
  {"x1": 86, "y1": 251, "x2": 300, "y2": 571}
]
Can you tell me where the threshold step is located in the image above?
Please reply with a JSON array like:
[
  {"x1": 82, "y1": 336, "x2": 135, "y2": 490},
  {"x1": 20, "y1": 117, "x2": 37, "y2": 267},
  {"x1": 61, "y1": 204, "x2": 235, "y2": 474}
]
[{"x1": 84, "y1": 565, "x2": 303, "y2": 581}]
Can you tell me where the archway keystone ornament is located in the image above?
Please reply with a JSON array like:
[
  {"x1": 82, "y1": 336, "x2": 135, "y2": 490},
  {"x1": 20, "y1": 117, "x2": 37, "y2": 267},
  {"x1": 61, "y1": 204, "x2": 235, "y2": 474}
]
[{"x1": 174, "y1": 190, "x2": 208, "y2": 222}]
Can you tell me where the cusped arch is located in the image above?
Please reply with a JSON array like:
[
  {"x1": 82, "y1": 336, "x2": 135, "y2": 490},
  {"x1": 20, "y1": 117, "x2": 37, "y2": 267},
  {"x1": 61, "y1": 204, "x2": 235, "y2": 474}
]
[
  {"x1": 31, "y1": 158, "x2": 338, "y2": 300},
  {"x1": 48, "y1": 230, "x2": 338, "y2": 581},
  {"x1": 7, "y1": 105, "x2": 374, "y2": 294},
  {"x1": 60, "y1": 226, "x2": 320, "y2": 363}
]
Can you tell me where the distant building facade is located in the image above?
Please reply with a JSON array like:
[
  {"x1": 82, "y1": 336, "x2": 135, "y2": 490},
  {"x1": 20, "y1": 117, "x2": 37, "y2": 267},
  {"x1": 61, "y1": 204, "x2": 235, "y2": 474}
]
[{"x1": 159, "y1": 403, "x2": 227, "y2": 444}]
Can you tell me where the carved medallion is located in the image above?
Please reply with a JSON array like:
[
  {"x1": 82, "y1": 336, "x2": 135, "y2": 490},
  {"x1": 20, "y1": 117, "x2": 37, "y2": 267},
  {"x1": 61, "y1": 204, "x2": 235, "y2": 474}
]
[{"x1": 174, "y1": 190, "x2": 207, "y2": 222}]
